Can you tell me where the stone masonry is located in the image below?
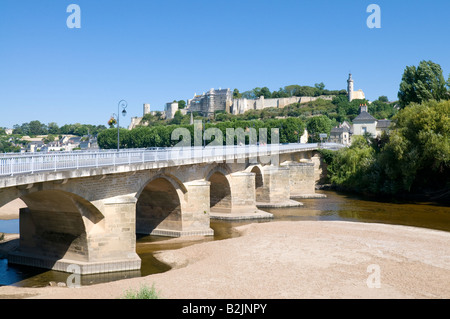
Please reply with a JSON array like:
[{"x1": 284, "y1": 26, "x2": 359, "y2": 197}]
[{"x1": 0, "y1": 148, "x2": 326, "y2": 274}]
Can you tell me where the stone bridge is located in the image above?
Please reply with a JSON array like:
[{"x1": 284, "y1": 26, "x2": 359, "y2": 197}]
[{"x1": 0, "y1": 143, "x2": 342, "y2": 275}]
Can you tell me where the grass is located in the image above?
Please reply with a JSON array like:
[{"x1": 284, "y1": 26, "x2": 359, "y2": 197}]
[
  {"x1": 0, "y1": 233, "x2": 4, "y2": 241},
  {"x1": 121, "y1": 283, "x2": 161, "y2": 299}
]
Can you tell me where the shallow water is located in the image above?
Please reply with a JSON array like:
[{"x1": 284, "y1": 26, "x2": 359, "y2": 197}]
[{"x1": 1, "y1": 190, "x2": 449, "y2": 287}]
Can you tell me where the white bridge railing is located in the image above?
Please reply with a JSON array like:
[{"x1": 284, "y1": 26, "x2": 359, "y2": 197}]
[{"x1": 0, "y1": 143, "x2": 343, "y2": 177}]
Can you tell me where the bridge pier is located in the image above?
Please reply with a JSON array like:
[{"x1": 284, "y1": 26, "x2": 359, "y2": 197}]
[
  {"x1": 281, "y1": 161, "x2": 326, "y2": 199},
  {"x1": 8, "y1": 193, "x2": 141, "y2": 275},
  {"x1": 255, "y1": 166, "x2": 303, "y2": 208},
  {"x1": 172, "y1": 180, "x2": 214, "y2": 237},
  {"x1": 209, "y1": 172, "x2": 273, "y2": 220},
  {"x1": 136, "y1": 177, "x2": 214, "y2": 238}
]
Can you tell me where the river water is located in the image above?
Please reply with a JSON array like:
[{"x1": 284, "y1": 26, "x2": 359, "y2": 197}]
[{"x1": 1, "y1": 190, "x2": 449, "y2": 287}]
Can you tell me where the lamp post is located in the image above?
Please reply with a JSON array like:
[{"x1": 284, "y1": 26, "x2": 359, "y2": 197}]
[
  {"x1": 203, "y1": 119, "x2": 210, "y2": 148},
  {"x1": 116, "y1": 100, "x2": 128, "y2": 151}
]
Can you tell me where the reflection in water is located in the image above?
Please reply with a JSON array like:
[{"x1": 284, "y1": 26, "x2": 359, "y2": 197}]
[
  {"x1": 265, "y1": 190, "x2": 450, "y2": 232},
  {"x1": 0, "y1": 190, "x2": 449, "y2": 287}
]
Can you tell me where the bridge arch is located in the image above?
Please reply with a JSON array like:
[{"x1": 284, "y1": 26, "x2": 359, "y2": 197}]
[
  {"x1": 13, "y1": 189, "x2": 104, "y2": 263},
  {"x1": 206, "y1": 166, "x2": 232, "y2": 213},
  {"x1": 135, "y1": 174, "x2": 185, "y2": 235},
  {"x1": 246, "y1": 165, "x2": 264, "y2": 189}
]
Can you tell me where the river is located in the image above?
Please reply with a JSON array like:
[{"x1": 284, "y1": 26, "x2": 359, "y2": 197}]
[{"x1": 1, "y1": 190, "x2": 449, "y2": 287}]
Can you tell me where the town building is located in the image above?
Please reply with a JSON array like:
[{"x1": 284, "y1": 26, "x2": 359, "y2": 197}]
[
  {"x1": 330, "y1": 105, "x2": 392, "y2": 145},
  {"x1": 376, "y1": 119, "x2": 392, "y2": 137},
  {"x1": 352, "y1": 104, "x2": 377, "y2": 137},
  {"x1": 330, "y1": 126, "x2": 351, "y2": 146}
]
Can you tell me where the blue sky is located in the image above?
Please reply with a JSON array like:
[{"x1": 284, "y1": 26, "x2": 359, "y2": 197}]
[{"x1": 1, "y1": 0, "x2": 449, "y2": 129}]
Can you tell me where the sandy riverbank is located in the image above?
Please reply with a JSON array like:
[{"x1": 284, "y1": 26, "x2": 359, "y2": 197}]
[
  {"x1": 0, "y1": 220, "x2": 449, "y2": 299},
  {"x1": 0, "y1": 199, "x2": 25, "y2": 220}
]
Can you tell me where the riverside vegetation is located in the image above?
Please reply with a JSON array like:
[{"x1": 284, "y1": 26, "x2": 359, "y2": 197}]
[
  {"x1": 321, "y1": 61, "x2": 450, "y2": 201},
  {"x1": 121, "y1": 283, "x2": 161, "y2": 299}
]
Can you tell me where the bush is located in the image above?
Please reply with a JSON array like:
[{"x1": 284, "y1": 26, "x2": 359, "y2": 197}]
[{"x1": 121, "y1": 283, "x2": 161, "y2": 299}]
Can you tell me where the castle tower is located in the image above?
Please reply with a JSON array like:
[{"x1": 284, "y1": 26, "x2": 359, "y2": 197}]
[
  {"x1": 165, "y1": 102, "x2": 179, "y2": 120},
  {"x1": 347, "y1": 73, "x2": 354, "y2": 102},
  {"x1": 143, "y1": 103, "x2": 151, "y2": 116}
]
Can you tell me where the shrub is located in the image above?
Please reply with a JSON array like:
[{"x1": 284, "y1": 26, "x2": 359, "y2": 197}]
[{"x1": 121, "y1": 283, "x2": 161, "y2": 299}]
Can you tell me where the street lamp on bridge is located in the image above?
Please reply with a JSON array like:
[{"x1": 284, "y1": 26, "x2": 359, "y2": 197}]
[{"x1": 115, "y1": 100, "x2": 128, "y2": 151}]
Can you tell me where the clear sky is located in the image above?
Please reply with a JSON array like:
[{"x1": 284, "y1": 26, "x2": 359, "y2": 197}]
[{"x1": 1, "y1": 0, "x2": 449, "y2": 129}]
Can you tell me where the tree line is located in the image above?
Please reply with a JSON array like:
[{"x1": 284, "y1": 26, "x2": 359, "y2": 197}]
[
  {"x1": 322, "y1": 60, "x2": 450, "y2": 200},
  {"x1": 9, "y1": 121, "x2": 107, "y2": 137},
  {"x1": 98, "y1": 117, "x2": 309, "y2": 149},
  {"x1": 233, "y1": 83, "x2": 347, "y2": 100}
]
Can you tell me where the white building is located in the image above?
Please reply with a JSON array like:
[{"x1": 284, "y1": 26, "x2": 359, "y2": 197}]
[
  {"x1": 347, "y1": 73, "x2": 366, "y2": 102},
  {"x1": 376, "y1": 119, "x2": 392, "y2": 137},
  {"x1": 330, "y1": 126, "x2": 351, "y2": 146},
  {"x1": 352, "y1": 105, "x2": 377, "y2": 137}
]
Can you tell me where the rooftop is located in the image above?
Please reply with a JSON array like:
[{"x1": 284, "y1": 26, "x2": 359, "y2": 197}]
[
  {"x1": 376, "y1": 119, "x2": 392, "y2": 128},
  {"x1": 353, "y1": 111, "x2": 376, "y2": 123},
  {"x1": 331, "y1": 127, "x2": 349, "y2": 134}
]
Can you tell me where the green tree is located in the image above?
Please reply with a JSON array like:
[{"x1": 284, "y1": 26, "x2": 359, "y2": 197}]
[
  {"x1": 43, "y1": 134, "x2": 56, "y2": 144},
  {"x1": 398, "y1": 60, "x2": 449, "y2": 108},
  {"x1": 327, "y1": 135, "x2": 375, "y2": 189},
  {"x1": 378, "y1": 96, "x2": 389, "y2": 103},
  {"x1": 233, "y1": 88, "x2": 242, "y2": 99},
  {"x1": 171, "y1": 110, "x2": 183, "y2": 125},
  {"x1": 48, "y1": 122, "x2": 59, "y2": 135},
  {"x1": 280, "y1": 117, "x2": 305, "y2": 143},
  {"x1": 294, "y1": 86, "x2": 316, "y2": 97},
  {"x1": 97, "y1": 128, "x2": 129, "y2": 149},
  {"x1": 368, "y1": 98, "x2": 398, "y2": 119},
  {"x1": 241, "y1": 90, "x2": 256, "y2": 99},
  {"x1": 0, "y1": 139, "x2": 21, "y2": 153},
  {"x1": 284, "y1": 85, "x2": 301, "y2": 97},
  {"x1": 178, "y1": 100, "x2": 186, "y2": 109},
  {"x1": 271, "y1": 88, "x2": 289, "y2": 98},
  {"x1": 306, "y1": 115, "x2": 333, "y2": 142},
  {"x1": 28, "y1": 120, "x2": 47, "y2": 136},
  {"x1": 379, "y1": 99, "x2": 450, "y2": 192},
  {"x1": 314, "y1": 82, "x2": 325, "y2": 96},
  {"x1": 253, "y1": 87, "x2": 272, "y2": 99}
]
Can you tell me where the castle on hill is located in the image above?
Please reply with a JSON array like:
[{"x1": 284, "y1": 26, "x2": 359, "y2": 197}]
[{"x1": 129, "y1": 74, "x2": 365, "y2": 129}]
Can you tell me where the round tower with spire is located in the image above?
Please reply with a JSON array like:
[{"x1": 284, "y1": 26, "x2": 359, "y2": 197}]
[{"x1": 347, "y1": 73, "x2": 354, "y2": 102}]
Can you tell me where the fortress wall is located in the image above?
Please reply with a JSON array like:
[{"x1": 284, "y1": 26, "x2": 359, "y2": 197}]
[
  {"x1": 230, "y1": 96, "x2": 334, "y2": 115},
  {"x1": 263, "y1": 99, "x2": 278, "y2": 108}
]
